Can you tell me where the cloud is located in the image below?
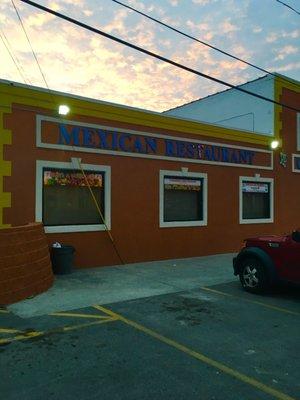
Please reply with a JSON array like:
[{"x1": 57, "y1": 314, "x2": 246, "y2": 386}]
[
  {"x1": 0, "y1": 0, "x2": 299, "y2": 113},
  {"x1": 25, "y1": 12, "x2": 55, "y2": 27},
  {"x1": 48, "y1": 2, "x2": 61, "y2": 11},
  {"x1": 162, "y1": 16, "x2": 181, "y2": 27},
  {"x1": 203, "y1": 32, "x2": 214, "y2": 40},
  {"x1": 186, "y1": 20, "x2": 210, "y2": 31},
  {"x1": 274, "y1": 45, "x2": 298, "y2": 61},
  {"x1": 282, "y1": 29, "x2": 299, "y2": 39},
  {"x1": 230, "y1": 44, "x2": 253, "y2": 60},
  {"x1": 192, "y1": 0, "x2": 216, "y2": 5},
  {"x1": 127, "y1": 0, "x2": 146, "y2": 10},
  {"x1": 168, "y1": 0, "x2": 179, "y2": 6},
  {"x1": 220, "y1": 20, "x2": 239, "y2": 34},
  {"x1": 59, "y1": 0, "x2": 86, "y2": 5},
  {"x1": 83, "y1": 9, "x2": 94, "y2": 17},
  {"x1": 0, "y1": 6, "x2": 256, "y2": 112},
  {"x1": 273, "y1": 62, "x2": 300, "y2": 73},
  {"x1": 253, "y1": 26, "x2": 262, "y2": 33},
  {"x1": 101, "y1": 8, "x2": 129, "y2": 35},
  {"x1": 0, "y1": 5, "x2": 194, "y2": 111},
  {"x1": 266, "y1": 33, "x2": 278, "y2": 43}
]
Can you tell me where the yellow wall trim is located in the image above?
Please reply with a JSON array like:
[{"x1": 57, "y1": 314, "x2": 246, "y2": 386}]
[
  {"x1": 0, "y1": 107, "x2": 12, "y2": 228},
  {"x1": 274, "y1": 76, "x2": 300, "y2": 150},
  {"x1": 0, "y1": 81, "x2": 271, "y2": 147}
]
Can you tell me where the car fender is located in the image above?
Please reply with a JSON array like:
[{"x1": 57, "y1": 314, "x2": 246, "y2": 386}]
[{"x1": 233, "y1": 247, "x2": 279, "y2": 283}]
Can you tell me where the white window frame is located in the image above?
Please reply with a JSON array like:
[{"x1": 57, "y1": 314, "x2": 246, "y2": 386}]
[
  {"x1": 159, "y1": 169, "x2": 208, "y2": 228},
  {"x1": 36, "y1": 160, "x2": 111, "y2": 233},
  {"x1": 239, "y1": 176, "x2": 274, "y2": 224},
  {"x1": 297, "y1": 113, "x2": 300, "y2": 151},
  {"x1": 292, "y1": 154, "x2": 300, "y2": 173}
]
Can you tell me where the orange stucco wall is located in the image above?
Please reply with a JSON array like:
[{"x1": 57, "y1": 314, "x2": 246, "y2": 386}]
[
  {"x1": 1, "y1": 82, "x2": 299, "y2": 268},
  {"x1": 275, "y1": 86, "x2": 300, "y2": 231}
]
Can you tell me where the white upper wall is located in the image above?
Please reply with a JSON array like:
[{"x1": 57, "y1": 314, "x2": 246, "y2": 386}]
[{"x1": 165, "y1": 75, "x2": 275, "y2": 136}]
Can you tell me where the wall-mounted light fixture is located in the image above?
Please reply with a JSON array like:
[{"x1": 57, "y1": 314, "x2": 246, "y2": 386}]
[
  {"x1": 58, "y1": 105, "x2": 70, "y2": 115},
  {"x1": 270, "y1": 140, "x2": 280, "y2": 150}
]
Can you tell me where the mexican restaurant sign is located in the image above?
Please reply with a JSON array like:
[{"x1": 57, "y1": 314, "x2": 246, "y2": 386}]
[{"x1": 37, "y1": 115, "x2": 273, "y2": 170}]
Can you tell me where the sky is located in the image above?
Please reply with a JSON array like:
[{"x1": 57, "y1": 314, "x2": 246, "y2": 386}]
[{"x1": 0, "y1": 0, "x2": 299, "y2": 112}]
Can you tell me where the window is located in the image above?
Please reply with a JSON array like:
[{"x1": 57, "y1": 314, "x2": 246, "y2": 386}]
[
  {"x1": 292, "y1": 154, "x2": 300, "y2": 173},
  {"x1": 240, "y1": 176, "x2": 273, "y2": 224},
  {"x1": 160, "y1": 170, "x2": 207, "y2": 227},
  {"x1": 36, "y1": 160, "x2": 111, "y2": 233},
  {"x1": 297, "y1": 113, "x2": 300, "y2": 151}
]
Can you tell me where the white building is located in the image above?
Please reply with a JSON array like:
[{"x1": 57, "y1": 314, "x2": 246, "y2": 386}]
[{"x1": 164, "y1": 74, "x2": 278, "y2": 136}]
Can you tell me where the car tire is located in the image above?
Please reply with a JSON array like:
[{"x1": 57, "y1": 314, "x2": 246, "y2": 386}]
[{"x1": 239, "y1": 257, "x2": 269, "y2": 293}]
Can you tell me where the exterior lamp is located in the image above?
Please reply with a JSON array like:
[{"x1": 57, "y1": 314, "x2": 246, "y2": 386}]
[
  {"x1": 270, "y1": 140, "x2": 279, "y2": 150},
  {"x1": 58, "y1": 105, "x2": 70, "y2": 115}
]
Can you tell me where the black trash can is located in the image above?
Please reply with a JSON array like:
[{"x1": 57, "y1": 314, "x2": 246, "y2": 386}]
[{"x1": 51, "y1": 245, "x2": 75, "y2": 275}]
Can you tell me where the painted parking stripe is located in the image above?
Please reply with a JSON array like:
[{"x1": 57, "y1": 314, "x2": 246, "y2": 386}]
[
  {"x1": 0, "y1": 330, "x2": 43, "y2": 345},
  {"x1": 0, "y1": 309, "x2": 9, "y2": 314},
  {"x1": 200, "y1": 287, "x2": 300, "y2": 316},
  {"x1": 50, "y1": 312, "x2": 113, "y2": 319},
  {"x1": 94, "y1": 304, "x2": 296, "y2": 400},
  {"x1": 0, "y1": 328, "x2": 22, "y2": 334},
  {"x1": 60, "y1": 318, "x2": 118, "y2": 332},
  {"x1": 0, "y1": 317, "x2": 118, "y2": 345}
]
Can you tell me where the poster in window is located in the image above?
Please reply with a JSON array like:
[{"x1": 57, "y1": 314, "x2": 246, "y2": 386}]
[
  {"x1": 43, "y1": 170, "x2": 103, "y2": 188},
  {"x1": 164, "y1": 178, "x2": 201, "y2": 191},
  {"x1": 242, "y1": 182, "x2": 269, "y2": 193}
]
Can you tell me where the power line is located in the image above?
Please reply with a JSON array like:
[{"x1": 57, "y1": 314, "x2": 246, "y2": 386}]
[
  {"x1": 110, "y1": 1, "x2": 270, "y2": 80},
  {"x1": 0, "y1": 29, "x2": 31, "y2": 85},
  {"x1": 11, "y1": 0, "x2": 51, "y2": 93},
  {"x1": 275, "y1": 0, "x2": 300, "y2": 16},
  {"x1": 110, "y1": 0, "x2": 299, "y2": 91},
  {"x1": 20, "y1": 0, "x2": 300, "y2": 113}
]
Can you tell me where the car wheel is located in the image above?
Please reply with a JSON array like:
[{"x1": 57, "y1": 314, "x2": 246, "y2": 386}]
[{"x1": 239, "y1": 258, "x2": 269, "y2": 293}]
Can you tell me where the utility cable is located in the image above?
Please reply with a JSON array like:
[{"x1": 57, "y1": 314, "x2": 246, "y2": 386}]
[
  {"x1": 11, "y1": 0, "x2": 52, "y2": 94},
  {"x1": 275, "y1": 0, "x2": 300, "y2": 16},
  {"x1": 20, "y1": 0, "x2": 300, "y2": 113},
  {"x1": 111, "y1": 0, "x2": 297, "y2": 90},
  {"x1": 0, "y1": 29, "x2": 31, "y2": 85},
  {"x1": 77, "y1": 161, "x2": 125, "y2": 265}
]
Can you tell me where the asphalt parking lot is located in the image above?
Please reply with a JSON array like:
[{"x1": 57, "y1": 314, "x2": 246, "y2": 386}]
[{"x1": 1, "y1": 280, "x2": 299, "y2": 400}]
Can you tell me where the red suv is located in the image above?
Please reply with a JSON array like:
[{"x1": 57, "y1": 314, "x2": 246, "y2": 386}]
[{"x1": 233, "y1": 230, "x2": 300, "y2": 293}]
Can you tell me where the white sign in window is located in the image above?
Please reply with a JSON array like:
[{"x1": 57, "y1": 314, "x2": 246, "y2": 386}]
[
  {"x1": 160, "y1": 170, "x2": 207, "y2": 228},
  {"x1": 242, "y1": 182, "x2": 269, "y2": 193}
]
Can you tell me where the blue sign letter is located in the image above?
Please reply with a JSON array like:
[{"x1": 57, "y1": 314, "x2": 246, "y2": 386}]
[
  {"x1": 165, "y1": 140, "x2": 175, "y2": 156},
  {"x1": 119, "y1": 134, "x2": 131, "y2": 152},
  {"x1": 59, "y1": 124, "x2": 80, "y2": 146},
  {"x1": 145, "y1": 137, "x2": 157, "y2": 154}
]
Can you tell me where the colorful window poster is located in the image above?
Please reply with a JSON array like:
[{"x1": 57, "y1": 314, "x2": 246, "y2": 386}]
[
  {"x1": 43, "y1": 170, "x2": 103, "y2": 188},
  {"x1": 164, "y1": 178, "x2": 201, "y2": 191}
]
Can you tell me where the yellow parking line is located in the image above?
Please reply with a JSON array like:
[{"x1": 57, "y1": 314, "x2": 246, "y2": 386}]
[
  {"x1": 60, "y1": 317, "x2": 118, "y2": 332},
  {"x1": 0, "y1": 317, "x2": 118, "y2": 345},
  {"x1": 50, "y1": 312, "x2": 112, "y2": 319},
  {"x1": 93, "y1": 304, "x2": 296, "y2": 400},
  {"x1": 0, "y1": 330, "x2": 43, "y2": 345},
  {"x1": 200, "y1": 287, "x2": 300, "y2": 316},
  {"x1": 0, "y1": 328, "x2": 22, "y2": 334}
]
